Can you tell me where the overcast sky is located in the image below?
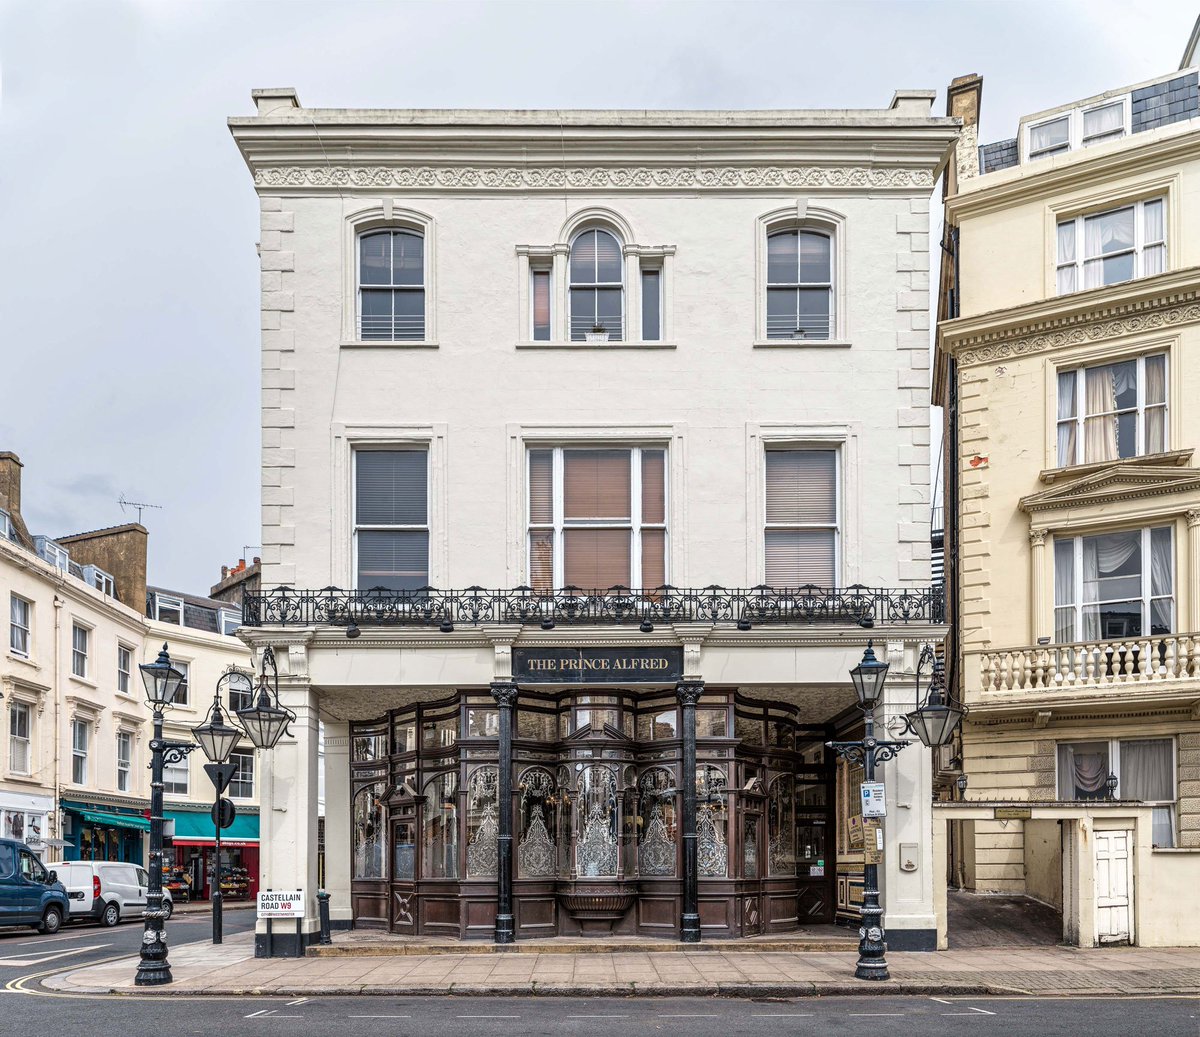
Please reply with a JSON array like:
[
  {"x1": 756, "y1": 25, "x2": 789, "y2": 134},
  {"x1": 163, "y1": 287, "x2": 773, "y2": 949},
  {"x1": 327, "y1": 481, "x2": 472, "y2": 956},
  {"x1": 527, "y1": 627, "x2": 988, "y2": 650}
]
[{"x1": 0, "y1": 0, "x2": 1195, "y2": 594}]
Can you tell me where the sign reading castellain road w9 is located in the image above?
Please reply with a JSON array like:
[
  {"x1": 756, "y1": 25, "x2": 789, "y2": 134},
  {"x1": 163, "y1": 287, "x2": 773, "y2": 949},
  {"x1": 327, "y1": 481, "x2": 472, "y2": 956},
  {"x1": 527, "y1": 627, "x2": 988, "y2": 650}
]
[{"x1": 257, "y1": 889, "x2": 304, "y2": 918}]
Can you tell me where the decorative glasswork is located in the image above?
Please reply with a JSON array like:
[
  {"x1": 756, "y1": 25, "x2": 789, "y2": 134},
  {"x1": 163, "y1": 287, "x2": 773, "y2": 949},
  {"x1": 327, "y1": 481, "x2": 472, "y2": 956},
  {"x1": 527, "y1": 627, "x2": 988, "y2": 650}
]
[
  {"x1": 352, "y1": 782, "x2": 386, "y2": 879},
  {"x1": 637, "y1": 767, "x2": 676, "y2": 876},
  {"x1": 466, "y1": 767, "x2": 499, "y2": 877},
  {"x1": 422, "y1": 771, "x2": 458, "y2": 878},
  {"x1": 393, "y1": 820, "x2": 416, "y2": 880},
  {"x1": 743, "y1": 816, "x2": 759, "y2": 878},
  {"x1": 518, "y1": 767, "x2": 556, "y2": 878},
  {"x1": 767, "y1": 774, "x2": 796, "y2": 875},
  {"x1": 576, "y1": 765, "x2": 619, "y2": 877},
  {"x1": 696, "y1": 765, "x2": 728, "y2": 878}
]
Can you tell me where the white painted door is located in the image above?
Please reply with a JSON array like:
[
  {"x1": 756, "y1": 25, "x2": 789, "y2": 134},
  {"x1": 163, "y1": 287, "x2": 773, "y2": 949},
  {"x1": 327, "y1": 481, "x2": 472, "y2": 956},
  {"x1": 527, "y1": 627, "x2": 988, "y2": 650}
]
[{"x1": 1094, "y1": 830, "x2": 1133, "y2": 945}]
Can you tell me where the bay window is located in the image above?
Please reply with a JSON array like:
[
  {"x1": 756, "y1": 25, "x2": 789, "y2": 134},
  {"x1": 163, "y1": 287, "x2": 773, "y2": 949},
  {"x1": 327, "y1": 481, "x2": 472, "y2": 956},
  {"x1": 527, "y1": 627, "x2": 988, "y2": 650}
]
[
  {"x1": 1056, "y1": 353, "x2": 1167, "y2": 466},
  {"x1": 354, "y1": 448, "x2": 429, "y2": 591},
  {"x1": 1056, "y1": 198, "x2": 1165, "y2": 295},
  {"x1": 527, "y1": 446, "x2": 667, "y2": 591},
  {"x1": 1058, "y1": 737, "x2": 1175, "y2": 846},
  {"x1": 1053, "y1": 526, "x2": 1173, "y2": 643},
  {"x1": 764, "y1": 448, "x2": 838, "y2": 586}
]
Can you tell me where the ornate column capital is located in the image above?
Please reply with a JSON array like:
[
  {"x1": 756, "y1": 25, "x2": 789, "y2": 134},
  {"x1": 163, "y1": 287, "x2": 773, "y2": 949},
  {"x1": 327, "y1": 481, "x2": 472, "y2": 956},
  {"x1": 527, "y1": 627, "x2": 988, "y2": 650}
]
[
  {"x1": 1186, "y1": 509, "x2": 1200, "y2": 530},
  {"x1": 490, "y1": 680, "x2": 519, "y2": 707},
  {"x1": 676, "y1": 680, "x2": 704, "y2": 707},
  {"x1": 1029, "y1": 528, "x2": 1048, "y2": 547}
]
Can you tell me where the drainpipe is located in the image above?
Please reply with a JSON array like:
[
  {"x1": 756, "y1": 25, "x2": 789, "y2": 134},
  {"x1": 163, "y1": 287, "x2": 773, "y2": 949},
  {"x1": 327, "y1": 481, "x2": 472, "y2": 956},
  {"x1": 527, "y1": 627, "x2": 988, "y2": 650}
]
[{"x1": 53, "y1": 594, "x2": 64, "y2": 850}]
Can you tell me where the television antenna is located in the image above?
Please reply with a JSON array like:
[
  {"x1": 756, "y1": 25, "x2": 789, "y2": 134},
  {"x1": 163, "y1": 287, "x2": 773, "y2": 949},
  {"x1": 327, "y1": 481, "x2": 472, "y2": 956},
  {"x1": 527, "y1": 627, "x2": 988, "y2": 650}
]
[{"x1": 118, "y1": 495, "x2": 163, "y2": 524}]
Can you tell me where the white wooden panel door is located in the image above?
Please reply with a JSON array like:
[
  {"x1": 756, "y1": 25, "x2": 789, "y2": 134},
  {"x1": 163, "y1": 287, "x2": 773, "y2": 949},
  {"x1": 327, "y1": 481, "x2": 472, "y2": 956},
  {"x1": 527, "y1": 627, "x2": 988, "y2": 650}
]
[{"x1": 1094, "y1": 830, "x2": 1133, "y2": 945}]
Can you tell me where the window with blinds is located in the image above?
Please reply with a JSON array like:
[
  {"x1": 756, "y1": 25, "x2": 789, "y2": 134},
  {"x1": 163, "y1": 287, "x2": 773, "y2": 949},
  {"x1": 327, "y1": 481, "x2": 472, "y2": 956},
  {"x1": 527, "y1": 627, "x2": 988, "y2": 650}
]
[
  {"x1": 354, "y1": 449, "x2": 429, "y2": 591},
  {"x1": 764, "y1": 449, "x2": 838, "y2": 586},
  {"x1": 358, "y1": 229, "x2": 425, "y2": 341},
  {"x1": 527, "y1": 446, "x2": 667, "y2": 591},
  {"x1": 569, "y1": 229, "x2": 624, "y2": 341}
]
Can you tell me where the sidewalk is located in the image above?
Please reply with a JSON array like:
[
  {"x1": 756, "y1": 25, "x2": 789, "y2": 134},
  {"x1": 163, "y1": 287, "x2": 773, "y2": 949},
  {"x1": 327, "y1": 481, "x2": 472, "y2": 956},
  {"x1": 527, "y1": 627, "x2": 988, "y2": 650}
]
[{"x1": 42, "y1": 932, "x2": 1200, "y2": 998}]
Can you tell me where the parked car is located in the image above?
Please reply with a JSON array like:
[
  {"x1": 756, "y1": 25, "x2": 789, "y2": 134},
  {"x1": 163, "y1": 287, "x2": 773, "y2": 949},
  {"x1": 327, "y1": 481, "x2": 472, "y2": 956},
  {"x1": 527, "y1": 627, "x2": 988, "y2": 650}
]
[
  {"x1": 46, "y1": 860, "x2": 174, "y2": 927},
  {"x1": 0, "y1": 837, "x2": 69, "y2": 934}
]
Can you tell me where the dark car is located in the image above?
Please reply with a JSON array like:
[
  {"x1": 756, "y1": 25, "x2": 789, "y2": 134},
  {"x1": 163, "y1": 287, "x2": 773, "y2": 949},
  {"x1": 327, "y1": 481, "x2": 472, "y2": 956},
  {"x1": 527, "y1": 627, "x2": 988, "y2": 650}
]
[{"x1": 0, "y1": 837, "x2": 69, "y2": 934}]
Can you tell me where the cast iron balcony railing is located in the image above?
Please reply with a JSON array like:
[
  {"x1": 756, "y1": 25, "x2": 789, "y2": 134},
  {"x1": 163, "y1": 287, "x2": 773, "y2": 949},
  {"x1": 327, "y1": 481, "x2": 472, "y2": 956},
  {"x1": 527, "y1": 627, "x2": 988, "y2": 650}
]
[{"x1": 242, "y1": 584, "x2": 944, "y2": 630}]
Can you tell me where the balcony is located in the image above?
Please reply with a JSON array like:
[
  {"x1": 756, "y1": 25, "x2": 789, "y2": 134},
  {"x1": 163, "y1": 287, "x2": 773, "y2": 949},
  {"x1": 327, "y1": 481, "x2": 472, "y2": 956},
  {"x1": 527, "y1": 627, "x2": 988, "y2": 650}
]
[
  {"x1": 970, "y1": 632, "x2": 1200, "y2": 713},
  {"x1": 242, "y1": 584, "x2": 944, "y2": 630}
]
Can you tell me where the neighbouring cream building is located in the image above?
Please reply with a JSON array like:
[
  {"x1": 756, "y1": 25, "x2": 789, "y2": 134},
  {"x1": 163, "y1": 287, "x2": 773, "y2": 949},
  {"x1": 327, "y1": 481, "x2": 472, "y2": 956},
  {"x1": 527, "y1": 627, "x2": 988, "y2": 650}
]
[
  {"x1": 1, "y1": 451, "x2": 254, "y2": 889},
  {"x1": 230, "y1": 89, "x2": 957, "y2": 955},
  {"x1": 935, "y1": 57, "x2": 1200, "y2": 947}
]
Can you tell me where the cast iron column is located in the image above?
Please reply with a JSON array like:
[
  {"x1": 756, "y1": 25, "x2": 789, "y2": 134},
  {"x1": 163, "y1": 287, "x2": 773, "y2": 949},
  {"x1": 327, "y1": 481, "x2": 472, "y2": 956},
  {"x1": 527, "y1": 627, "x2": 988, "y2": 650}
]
[
  {"x1": 676, "y1": 680, "x2": 703, "y2": 943},
  {"x1": 491, "y1": 680, "x2": 518, "y2": 944},
  {"x1": 855, "y1": 708, "x2": 888, "y2": 981},
  {"x1": 136, "y1": 709, "x2": 172, "y2": 985}
]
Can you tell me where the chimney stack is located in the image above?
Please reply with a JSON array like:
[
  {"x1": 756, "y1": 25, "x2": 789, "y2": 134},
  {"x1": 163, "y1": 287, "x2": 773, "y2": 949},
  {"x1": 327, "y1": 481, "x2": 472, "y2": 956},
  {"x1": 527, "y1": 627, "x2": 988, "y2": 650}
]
[{"x1": 0, "y1": 452, "x2": 23, "y2": 517}]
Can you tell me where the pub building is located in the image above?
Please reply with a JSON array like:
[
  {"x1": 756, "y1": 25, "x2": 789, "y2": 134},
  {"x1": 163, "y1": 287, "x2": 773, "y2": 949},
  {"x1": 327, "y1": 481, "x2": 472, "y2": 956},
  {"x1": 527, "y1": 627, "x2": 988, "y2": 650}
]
[{"x1": 229, "y1": 88, "x2": 956, "y2": 954}]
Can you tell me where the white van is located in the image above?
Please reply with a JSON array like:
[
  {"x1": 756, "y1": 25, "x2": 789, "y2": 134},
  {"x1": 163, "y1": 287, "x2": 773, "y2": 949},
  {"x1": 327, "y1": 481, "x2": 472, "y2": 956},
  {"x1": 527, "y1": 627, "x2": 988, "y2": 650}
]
[{"x1": 45, "y1": 861, "x2": 174, "y2": 927}]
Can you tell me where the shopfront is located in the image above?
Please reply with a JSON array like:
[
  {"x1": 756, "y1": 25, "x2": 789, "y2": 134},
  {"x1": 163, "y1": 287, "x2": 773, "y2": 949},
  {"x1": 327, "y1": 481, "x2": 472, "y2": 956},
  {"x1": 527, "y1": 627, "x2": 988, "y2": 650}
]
[
  {"x1": 165, "y1": 808, "x2": 260, "y2": 902},
  {"x1": 348, "y1": 652, "x2": 844, "y2": 940},
  {"x1": 60, "y1": 799, "x2": 149, "y2": 863},
  {"x1": 0, "y1": 790, "x2": 54, "y2": 854}
]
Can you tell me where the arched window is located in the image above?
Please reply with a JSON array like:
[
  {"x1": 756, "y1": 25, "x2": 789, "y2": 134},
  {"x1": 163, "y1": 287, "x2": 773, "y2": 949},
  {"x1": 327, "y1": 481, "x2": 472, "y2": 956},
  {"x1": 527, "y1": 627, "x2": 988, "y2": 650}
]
[
  {"x1": 359, "y1": 229, "x2": 425, "y2": 341},
  {"x1": 569, "y1": 229, "x2": 624, "y2": 341},
  {"x1": 421, "y1": 771, "x2": 458, "y2": 878},
  {"x1": 766, "y1": 229, "x2": 833, "y2": 340}
]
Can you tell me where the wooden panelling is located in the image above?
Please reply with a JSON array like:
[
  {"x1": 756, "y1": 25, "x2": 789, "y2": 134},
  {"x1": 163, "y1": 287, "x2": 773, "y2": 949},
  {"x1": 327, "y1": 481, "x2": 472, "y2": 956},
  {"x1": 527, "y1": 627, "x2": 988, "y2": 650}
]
[
  {"x1": 698, "y1": 896, "x2": 732, "y2": 933},
  {"x1": 636, "y1": 896, "x2": 677, "y2": 929},
  {"x1": 464, "y1": 898, "x2": 497, "y2": 932},
  {"x1": 421, "y1": 896, "x2": 462, "y2": 931},
  {"x1": 515, "y1": 896, "x2": 557, "y2": 933}
]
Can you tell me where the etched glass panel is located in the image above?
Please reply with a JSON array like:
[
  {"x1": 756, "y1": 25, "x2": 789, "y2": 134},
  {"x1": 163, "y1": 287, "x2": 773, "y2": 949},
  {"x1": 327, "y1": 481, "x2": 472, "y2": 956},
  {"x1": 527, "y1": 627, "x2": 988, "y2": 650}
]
[
  {"x1": 466, "y1": 767, "x2": 499, "y2": 878},
  {"x1": 422, "y1": 771, "x2": 458, "y2": 879},
  {"x1": 518, "y1": 768, "x2": 557, "y2": 878},
  {"x1": 576, "y1": 765, "x2": 619, "y2": 877},
  {"x1": 637, "y1": 767, "x2": 677, "y2": 877},
  {"x1": 352, "y1": 783, "x2": 386, "y2": 880},
  {"x1": 743, "y1": 816, "x2": 759, "y2": 878},
  {"x1": 767, "y1": 775, "x2": 796, "y2": 875},
  {"x1": 697, "y1": 765, "x2": 728, "y2": 878}
]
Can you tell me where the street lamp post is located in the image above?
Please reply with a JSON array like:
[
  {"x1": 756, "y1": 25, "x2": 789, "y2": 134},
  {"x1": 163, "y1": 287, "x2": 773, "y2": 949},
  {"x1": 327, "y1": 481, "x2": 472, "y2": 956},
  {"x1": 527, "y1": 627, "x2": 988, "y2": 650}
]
[
  {"x1": 136, "y1": 644, "x2": 197, "y2": 987},
  {"x1": 826, "y1": 642, "x2": 966, "y2": 982},
  {"x1": 192, "y1": 671, "x2": 250, "y2": 945}
]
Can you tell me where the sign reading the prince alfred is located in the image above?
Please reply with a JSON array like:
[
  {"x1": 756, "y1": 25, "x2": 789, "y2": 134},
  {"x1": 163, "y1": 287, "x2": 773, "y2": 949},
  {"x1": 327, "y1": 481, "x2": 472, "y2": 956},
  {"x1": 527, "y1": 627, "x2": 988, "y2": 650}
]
[{"x1": 513, "y1": 647, "x2": 683, "y2": 684}]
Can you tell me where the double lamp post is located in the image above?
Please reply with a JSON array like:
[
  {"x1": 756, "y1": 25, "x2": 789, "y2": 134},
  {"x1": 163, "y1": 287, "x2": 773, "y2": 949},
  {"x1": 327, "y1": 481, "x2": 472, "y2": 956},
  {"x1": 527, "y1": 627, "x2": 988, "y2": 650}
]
[
  {"x1": 828, "y1": 641, "x2": 965, "y2": 981},
  {"x1": 135, "y1": 643, "x2": 294, "y2": 986}
]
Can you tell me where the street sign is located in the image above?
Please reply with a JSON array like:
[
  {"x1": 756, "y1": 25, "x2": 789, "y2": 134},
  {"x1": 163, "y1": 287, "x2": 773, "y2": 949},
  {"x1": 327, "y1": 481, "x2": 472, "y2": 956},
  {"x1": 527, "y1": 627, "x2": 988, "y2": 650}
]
[
  {"x1": 863, "y1": 818, "x2": 884, "y2": 864},
  {"x1": 204, "y1": 762, "x2": 238, "y2": 796},
  {"x1": 211, "y1": 797, "x2": 237, "y2": 829},
  {"x1": 861, "y1": 781, "x2": 887, "y2": 817},
  {"x1": 258, "y1": 889, "x2": 304, "y2": 919}
]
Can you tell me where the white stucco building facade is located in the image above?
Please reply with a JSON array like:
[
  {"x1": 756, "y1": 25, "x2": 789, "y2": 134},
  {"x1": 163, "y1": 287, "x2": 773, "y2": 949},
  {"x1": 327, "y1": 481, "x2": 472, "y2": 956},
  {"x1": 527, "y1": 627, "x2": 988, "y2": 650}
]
[{"x1": 230, "y1": 90, "x2": 956, "y2": 955}]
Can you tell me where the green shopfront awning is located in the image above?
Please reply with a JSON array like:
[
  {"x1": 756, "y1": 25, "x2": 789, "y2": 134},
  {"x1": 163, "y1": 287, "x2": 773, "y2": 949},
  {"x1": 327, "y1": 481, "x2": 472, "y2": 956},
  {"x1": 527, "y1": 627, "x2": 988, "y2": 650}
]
[
  {"x1": 167, "y1": 810, "x2": 259, "y2": 846},
  {"x1": 78, "y1": 810, "x2": 151, "y2": 832}
]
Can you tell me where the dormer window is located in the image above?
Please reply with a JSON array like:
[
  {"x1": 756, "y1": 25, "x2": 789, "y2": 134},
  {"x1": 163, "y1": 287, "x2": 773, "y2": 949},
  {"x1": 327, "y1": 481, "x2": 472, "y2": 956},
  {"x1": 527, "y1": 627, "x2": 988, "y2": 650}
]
[
  {"x1": 82, "y1": 565, "x2": 115, "y2": 597},
  {"x1": 1027, "y1": 96, "x2": 1130, "y2": 161},
  {"x1": 154, "y1": 593, "x2": 184, "y2": 625},
  {"x1": 33, "y1": 536, "x2": 69, "y2": 570},
  {"x1": 0, "y1": 510, "x2": 15, "y2": 542},
  {"x1": 218, "y1": 607, "x2": 242, "y2": 636}
]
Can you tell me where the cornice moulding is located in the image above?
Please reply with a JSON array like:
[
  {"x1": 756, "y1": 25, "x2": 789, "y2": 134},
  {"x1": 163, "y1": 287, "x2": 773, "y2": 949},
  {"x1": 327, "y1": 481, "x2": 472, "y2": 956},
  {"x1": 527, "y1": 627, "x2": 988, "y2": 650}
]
[
  {"x1": 248, "y1": 163, "x2": 938, "y2": 192},
  {"x1": 941, "y1": 268, "x2": 1200, "y2": 366}
]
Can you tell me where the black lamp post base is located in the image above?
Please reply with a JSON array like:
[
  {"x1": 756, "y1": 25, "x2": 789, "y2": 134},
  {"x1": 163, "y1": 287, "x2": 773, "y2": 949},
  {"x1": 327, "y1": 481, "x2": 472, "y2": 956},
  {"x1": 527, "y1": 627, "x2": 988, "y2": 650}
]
[
  {"x1": 134, "y1": 957, "x2": 173, "y2": 986},
  {"x1": 854, "y1": 959, "x2": 890, "y2": 981},
  {"x1": 680, "y1": 913, "x2": 701, "y2": 943},
  {"x1": 494, "y1": 914, "x2": 515, "y2": 944}
]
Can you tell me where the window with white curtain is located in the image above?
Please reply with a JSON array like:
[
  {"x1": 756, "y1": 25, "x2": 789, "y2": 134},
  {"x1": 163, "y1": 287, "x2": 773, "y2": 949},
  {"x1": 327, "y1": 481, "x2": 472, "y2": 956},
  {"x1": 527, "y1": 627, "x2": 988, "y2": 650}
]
[
  {"x1": 116, "y1": 732, "x2": 132, "y2": 793},
  {"x1": 10, "y1": 595, "x2": 30, "y2": 657},
  {"x1": 1056, "y1": 198, "x2": 1165, "y2": 295},
  {"x1": 1057, "y1": 737, "x2": 1175, "y2": 846},
  {"x1": 1053, "y1": 525, "x2": 1173, "y2": 643},
  {"x1": 358, "y1": 229, "x2": 425, "y2": 340},
  {"x1": 766, "y1": 229, "x2": 833, "y2": 340},
  {"x1": 354, "y1": 449, "x2": 429, "y2": 591},
  {"x1": 1056, "y1": 353, "x2": 1167, "y2": 466},
  {"x1": 71, "y1": 624, "x2": 89, "y2": 679},
  {"x1": 527, "y1": 447, "x2": 667, "y2": 591},
  {"x1": 117, "y1": 644, "x2": 132, "y2": 694},
  {"x1": 764, "y1": 449, "x2": 838, "y2": 586},
  {"x1": 569, "y1": 229, "x2": 624, "y2": 341},
  {"x1": 1028, "y1": 96, "x2": 1129, "y2": 161}
]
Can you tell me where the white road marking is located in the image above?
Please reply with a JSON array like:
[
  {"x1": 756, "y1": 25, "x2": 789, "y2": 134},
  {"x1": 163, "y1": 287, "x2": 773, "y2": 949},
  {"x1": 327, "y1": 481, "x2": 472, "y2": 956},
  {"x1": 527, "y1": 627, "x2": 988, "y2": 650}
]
[
  {"x1": 0, "y1": 944, "x2": 110, "y2": 966},
  {"x1": 929, "y1": 997, "x2": 954, "y2": 1005},
  {"x1": 848, "y1": 1014, "x2": 906, "y2": 1017},
  {"x1": 245, "y1": 1010, "x2": 274, "y2": 1018},
  {"x1": 287, "y1": 998, "x2": 309, "y2": 1005},
  {"x1": 456, "y1": 1015, "x2": 521, "y2": 1020},
  {"x1": 659, "y1": 1015, "x2": 720, "y2": 1019},
  {"x1": 348, "y1": 1016, "x2": 412, "y2": 1019},
  {"x1": 751, "y1": 1014, "x2": 815, "y2": 1018},
  {"x1": 565, "y1": 1015, "x2": 629, "y2": 1019},
  {"x1": 15, "y1": 930, "x2": 105, "y2": 946},
  {"x1": 968, "y1": 1006, "x2": 996, "y2": 1015}
]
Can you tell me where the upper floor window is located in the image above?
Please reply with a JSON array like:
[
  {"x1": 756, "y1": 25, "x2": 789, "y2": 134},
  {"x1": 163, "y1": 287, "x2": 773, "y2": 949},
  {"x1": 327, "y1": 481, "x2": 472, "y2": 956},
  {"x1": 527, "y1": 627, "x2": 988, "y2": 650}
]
[
  {"x1": 1057, "y1": 353, "x2": 1166, "y2": 466},
  {"x1": 71, "y1": 623, "x2": 89, "y2": 679},
  {"x1": 170, "y1": 659, "x2": 190, "y2": 706},
  {"x1": 527, "y1": 446, "x2": 667, "y2": 591},
  {"x1": 1054, "y1": 525, "x2": 1172, "y2": 643},
  {"x1": 229, "y1": 751, "x2": 255, "y2": 799},
  {"x1": 218, "y1": 608, "x2": 241, "y2": 636},
  {"x1": 569, "y1": 229, "x2": 624, "y2": 341},
  {"x1": 358, "y1": 229, "x2": 425, "y2": 341},
  {"x1": 764, "y1": 449, "x2": 838, "y2": 586},
  {"x1": 9, "y1": 595, "x2": 30, "y2": 658},
  {"x1": 354, "y1": 449, "x2": 429, "y2": 591},
  {"x1": 71, "y1": 719, "x2": 88, "y2": 785},
  {"x1": 116, "y1": 732, "x2": 132, "y2": 793},
  {"x1": 117, "y1": 644, "x2": 133, "y2": 694},
  {"x1": 0, "y1": 509, "x2": 16, "y2": 542},
  {"x1": 1028, "y1": 96, "x2": 1129, "y2": 160},
  {"x1": 154, "y1": 593, "x2": 183, "y2": 625},
  {"x1": 766, "y1": 229, "x2": 833, "y2": 341},
  {"x1": 9, "y1": 702, "x2": 31, "y2": 775},
  {"x1": 1056, "y1": 198, "x2": 1165, "y2": 295},
  {"x1": 163, "y1": 754, "x2": 188, "y2": 796}
]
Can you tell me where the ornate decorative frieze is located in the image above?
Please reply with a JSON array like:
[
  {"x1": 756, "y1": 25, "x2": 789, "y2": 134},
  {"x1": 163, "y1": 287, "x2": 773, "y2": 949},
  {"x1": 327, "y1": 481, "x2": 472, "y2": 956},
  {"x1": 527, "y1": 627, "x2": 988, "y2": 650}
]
[
  {"x1": 953, "y1": 293, "x2": 1200, "y2": 367},
  {"x1": 253, "y1": 165, "x2": 933, "y2": 191}
]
